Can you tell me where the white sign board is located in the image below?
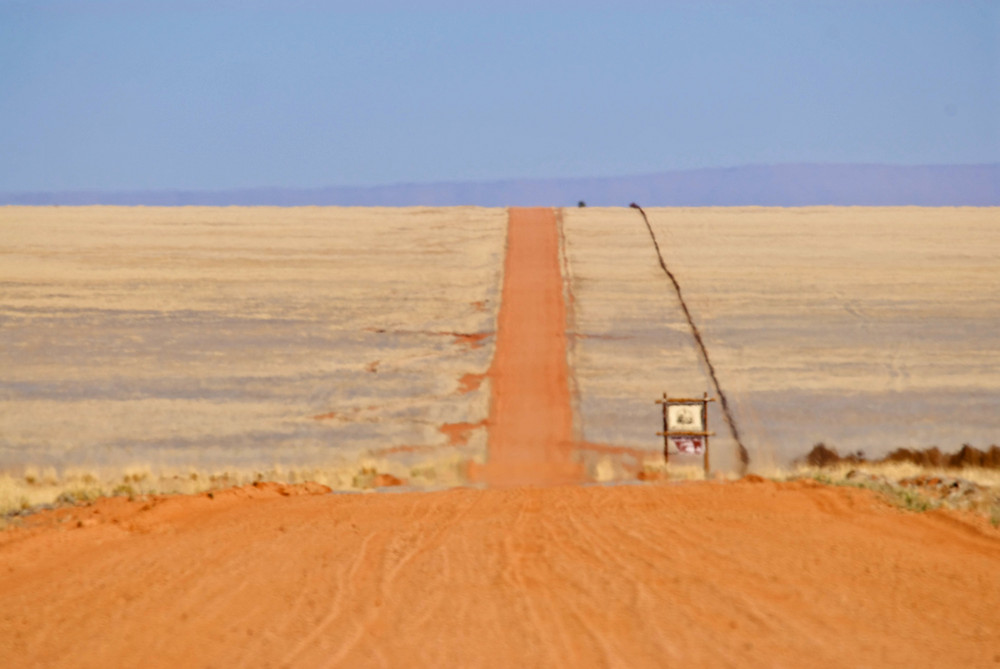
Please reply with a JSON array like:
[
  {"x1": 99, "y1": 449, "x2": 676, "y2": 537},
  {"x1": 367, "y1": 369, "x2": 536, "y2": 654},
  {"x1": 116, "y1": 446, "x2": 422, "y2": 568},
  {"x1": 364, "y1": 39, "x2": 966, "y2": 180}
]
[{"x1": 667, "y1": 404, "x2": 703, "y2": 432}]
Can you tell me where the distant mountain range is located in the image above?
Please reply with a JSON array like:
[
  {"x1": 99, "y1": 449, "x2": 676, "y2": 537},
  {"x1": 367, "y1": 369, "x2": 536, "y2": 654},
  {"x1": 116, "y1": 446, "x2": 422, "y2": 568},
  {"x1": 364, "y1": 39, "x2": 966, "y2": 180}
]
[{"x1": 3, "y1": 163, "x2": 997, "y2": 207}]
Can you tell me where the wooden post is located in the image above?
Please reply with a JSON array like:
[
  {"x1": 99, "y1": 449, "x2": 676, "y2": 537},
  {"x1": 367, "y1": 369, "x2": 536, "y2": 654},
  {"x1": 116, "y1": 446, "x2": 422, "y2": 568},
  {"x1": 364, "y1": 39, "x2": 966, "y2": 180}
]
[
  {"x1": 702, "y1": 391, "x2": 710, "y2": 477},
  {"x1": 661, "y1": 391, "x2": 669, "y2": 464}
]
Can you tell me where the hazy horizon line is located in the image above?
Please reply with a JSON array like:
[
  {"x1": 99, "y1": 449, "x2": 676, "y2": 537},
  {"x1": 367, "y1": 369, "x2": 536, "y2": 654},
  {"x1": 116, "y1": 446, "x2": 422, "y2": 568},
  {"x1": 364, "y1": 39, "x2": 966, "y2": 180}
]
[
  {"x1": 4, "y1": 161, "x2": 999, "y2": 195},
  {"x1": 3, "y1": 163, "x2": 998, "y2": 207}
]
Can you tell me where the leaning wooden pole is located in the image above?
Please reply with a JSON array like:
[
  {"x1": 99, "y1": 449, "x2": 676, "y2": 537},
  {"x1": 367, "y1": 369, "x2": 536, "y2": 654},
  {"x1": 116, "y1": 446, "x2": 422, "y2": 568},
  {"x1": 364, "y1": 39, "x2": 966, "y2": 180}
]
[{"x1": 631, "y1": 203, "x2": 750, "y2": 474}]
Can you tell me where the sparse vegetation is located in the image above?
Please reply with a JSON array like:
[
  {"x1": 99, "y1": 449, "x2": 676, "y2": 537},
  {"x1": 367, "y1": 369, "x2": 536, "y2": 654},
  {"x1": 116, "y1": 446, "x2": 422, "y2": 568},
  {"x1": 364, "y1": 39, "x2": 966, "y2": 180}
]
[
  {"x1": 802, "y1": 442, "x2": 1000, "y2": 471},
  {"x1": 6, "y1": 451, "x2": 999, "y2": 528},
  {"x1": 1, "y1": 451, "x2": 480, "y2": 522},
  {"x1": 761, "y1": 459, "x2": 1000, "y2": 522}
]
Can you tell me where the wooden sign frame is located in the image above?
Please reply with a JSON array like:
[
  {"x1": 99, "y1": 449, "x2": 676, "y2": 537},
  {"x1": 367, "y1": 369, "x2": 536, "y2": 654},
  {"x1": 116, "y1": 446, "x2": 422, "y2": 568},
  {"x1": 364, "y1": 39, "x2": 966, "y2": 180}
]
[{"x1": 656, "y1": 392, "x2": 716, "y2": 476}]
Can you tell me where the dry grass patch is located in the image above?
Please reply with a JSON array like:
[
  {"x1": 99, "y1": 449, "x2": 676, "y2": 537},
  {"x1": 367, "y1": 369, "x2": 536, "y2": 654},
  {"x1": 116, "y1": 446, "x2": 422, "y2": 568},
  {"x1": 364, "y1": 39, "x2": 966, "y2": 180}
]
[
  {"x1": 758, "y1": 461, "x2": 1000, "y2": 523},
  {"x1": 1, "y1": 452, "x2": 480, "y2": 525}
]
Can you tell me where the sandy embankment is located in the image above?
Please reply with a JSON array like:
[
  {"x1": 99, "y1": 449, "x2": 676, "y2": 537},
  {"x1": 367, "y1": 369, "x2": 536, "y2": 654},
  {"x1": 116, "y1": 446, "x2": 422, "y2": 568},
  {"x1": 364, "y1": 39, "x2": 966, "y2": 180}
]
[{"x1": 1, "y1": 208, "x2": 998, "y2": 667}]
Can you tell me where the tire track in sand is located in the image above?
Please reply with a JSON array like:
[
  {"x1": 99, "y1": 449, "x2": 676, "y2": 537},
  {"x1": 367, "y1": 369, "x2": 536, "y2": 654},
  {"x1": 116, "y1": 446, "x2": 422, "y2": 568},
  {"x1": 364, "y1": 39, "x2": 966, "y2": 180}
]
[{"x1": 476, "y1": 207, "x2": 583, "y2": 486}]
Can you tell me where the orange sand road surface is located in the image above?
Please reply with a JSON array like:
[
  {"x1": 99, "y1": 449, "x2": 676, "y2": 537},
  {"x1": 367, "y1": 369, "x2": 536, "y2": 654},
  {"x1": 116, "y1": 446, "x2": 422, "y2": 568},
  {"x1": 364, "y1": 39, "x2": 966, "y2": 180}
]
[
  {"x1": 478, "y1": 207, "x2": 581, "y2": 485},
  {"x1": 1, "y1": 480, "x2": 998, "y2": 667}
]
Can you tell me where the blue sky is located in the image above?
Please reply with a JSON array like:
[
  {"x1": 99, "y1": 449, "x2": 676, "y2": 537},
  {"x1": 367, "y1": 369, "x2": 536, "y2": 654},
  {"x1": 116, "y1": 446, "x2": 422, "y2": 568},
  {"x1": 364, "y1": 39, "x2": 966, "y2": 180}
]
[{"x1": 1, "y1": 1, "x2": 997, "y2": 191}]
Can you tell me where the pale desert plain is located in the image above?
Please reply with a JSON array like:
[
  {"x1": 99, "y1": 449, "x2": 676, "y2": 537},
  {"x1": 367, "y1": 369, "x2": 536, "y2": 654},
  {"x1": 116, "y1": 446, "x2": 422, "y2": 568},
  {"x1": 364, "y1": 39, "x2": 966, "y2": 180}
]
[{"x1": 1, "y1": 205, "x2": 999, "y2": 667}]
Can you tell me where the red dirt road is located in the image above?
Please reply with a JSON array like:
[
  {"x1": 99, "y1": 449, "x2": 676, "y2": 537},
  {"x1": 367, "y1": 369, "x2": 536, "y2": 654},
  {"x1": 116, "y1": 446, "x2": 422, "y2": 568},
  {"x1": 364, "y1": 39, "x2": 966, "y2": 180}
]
[
  {"x1": 1, "y1": 207, "x2": 999, "y2": 667},
  {"x1": 478, "y1": 207, "x2": 581, "y2": 485}
]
